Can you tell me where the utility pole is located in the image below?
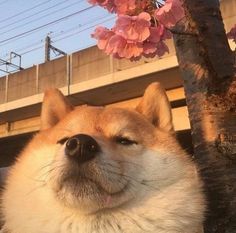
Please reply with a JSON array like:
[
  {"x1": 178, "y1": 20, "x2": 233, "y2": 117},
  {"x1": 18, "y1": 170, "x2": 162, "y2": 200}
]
[
  {"x1": 45, "y1": 35, "x2": 66, "y2": 62},
  {"x1": 45, "y1": 36, "x2": 51, "y2": 62}
]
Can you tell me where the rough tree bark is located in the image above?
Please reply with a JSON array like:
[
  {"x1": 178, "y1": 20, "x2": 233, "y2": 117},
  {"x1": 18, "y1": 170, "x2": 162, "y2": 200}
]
[{"x1": 173, "y1": 0, "x2": 236, "y2": 232}]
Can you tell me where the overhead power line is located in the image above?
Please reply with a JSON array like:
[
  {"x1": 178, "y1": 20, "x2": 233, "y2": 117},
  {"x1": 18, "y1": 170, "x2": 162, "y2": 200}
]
[
  {"x1": 0, "y1": 39, "x2": 44, "y2": 59},
  {"x1": 0, "y1": 0, "x2": 53, "y2": 24},
  {"x1": 21, "y1": 45, "x2": 44, "y2": 56},
  {"x1": 19, "y1": 16, "x2": 114, "y2": 56},
  {"x1": 3, "y1": 14, "x2": 113, "y2": 55},
  {"x1": 1, "y1": 1, "x2": 84, "y2": 35},
  {"x1": 15, "y1": 40, "x2": 44, "y2": 53},
  {"x1": 53, "y1": 17, "x2": 114, "y2": 42},
  {"x1": 0, "y1": 6, "x2": 94, "y2": 44},
  {"x1": 0, "y1": 0, "x2": 71, "y2": 31},
  {"x1": 51, "y1": 15, "x2": 114, "y2": 39},
  {"x1": 67, "y1": 43, "x2": 96, "y2": 54}
]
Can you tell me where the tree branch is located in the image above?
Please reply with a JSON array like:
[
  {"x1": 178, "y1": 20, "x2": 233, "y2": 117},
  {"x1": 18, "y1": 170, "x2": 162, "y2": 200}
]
[{"x1": 169, "y1": 28, "x2": 197, "y2": 36}]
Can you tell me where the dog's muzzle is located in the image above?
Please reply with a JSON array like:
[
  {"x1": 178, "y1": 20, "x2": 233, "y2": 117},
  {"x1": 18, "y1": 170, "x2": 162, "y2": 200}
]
[{"x1": 65, "y1": 134, "x2": 100, "y2": 164}]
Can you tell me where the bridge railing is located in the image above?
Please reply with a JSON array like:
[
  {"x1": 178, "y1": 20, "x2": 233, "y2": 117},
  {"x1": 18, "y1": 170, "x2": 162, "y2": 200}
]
[
  {"x1": 0, "y1": 0, "x2": 235, "y2": 104},
  {"x1": 0, "y1": 43, "x2": 175, "y2": 104}
]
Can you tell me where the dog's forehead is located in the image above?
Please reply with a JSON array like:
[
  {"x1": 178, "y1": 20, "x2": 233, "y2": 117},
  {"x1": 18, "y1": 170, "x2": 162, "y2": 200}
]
[
  {"x1": 59, "y1": 106, "x2": 102, "y2": 131},
  {"x1": 70, "y1": 106, "x2": 103, "y2": 122},
  {"x1": 100, "y1": 107, "x2": 149, "y2": 126},
  {"x1": 57, "y1": 105, "x2": 154, "y2": 134},
  {"x1": 68, "y1": 106, "x2": 144, "y2": 123}
]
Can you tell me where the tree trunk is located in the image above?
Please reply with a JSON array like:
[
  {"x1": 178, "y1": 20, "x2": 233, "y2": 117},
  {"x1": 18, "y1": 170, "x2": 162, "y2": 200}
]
[{"x1": 173, "y1": 0, "x2": 236, "y2": 232}]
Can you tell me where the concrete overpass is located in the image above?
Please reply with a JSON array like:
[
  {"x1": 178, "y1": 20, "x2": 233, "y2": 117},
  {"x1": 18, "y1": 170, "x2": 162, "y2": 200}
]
[{"x1": 0, "y1": 0, "x2": 235, "y2": 166}]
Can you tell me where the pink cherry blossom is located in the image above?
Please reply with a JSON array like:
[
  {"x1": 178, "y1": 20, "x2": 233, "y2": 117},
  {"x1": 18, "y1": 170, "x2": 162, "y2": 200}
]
[
  {"x1": 106, "y1": 35, "x2": 143, "y2": 58},
  {"x1": 148, "y1": 25, "x2": 172, "y2": 43},
  {"x1": 160, "y1": 25, "x2": 172, "y2": 40},
  {"x1": 89, "y1": 1, "x2": 172, "y2": 60},
  {"x1": 88, "y1": 0, "x2": 136, "y2": 14},
  {"x1": 114, "y1": 12, "x2": 151, "y2": 42},
  {"x1": 114, "y1": 0, "x2": 136, "y2": 14},
  {"x1": 88, "y1": 0, "x2": 109, "y2": 5},
  {"x1": 91, "y1": 27, "x2": 114, "y2": 50},
  {"x1": 156, "y1": 41, "x2": 169, "y2": 57},
  {"x1": 143, "y1": 40, "x2": 169, "y2": 58},
  {"x1": 143, "y1": 42, "x2": 157, "y2": 55},
  {"x1": 136, "y1": 0, "x2": 150, "y2": 10},
  {"x1": 105, "y1": 34, "x2": 126, "y2": 55},
  {"x1": 227, "y1": 25, "x2": 236, "y2": 43},
  {"x1": 155, "y1": 0, "x2": 185, "y2": 28},
  {"x1": 148, "y1": 27, "x2": 163, "y2": 43},
  {"x1": 88, "y1": 0, "x2": 116, "y2": 12},
  {"x1": 119, "y1": 42, "x2": 143, "y2": 58}
]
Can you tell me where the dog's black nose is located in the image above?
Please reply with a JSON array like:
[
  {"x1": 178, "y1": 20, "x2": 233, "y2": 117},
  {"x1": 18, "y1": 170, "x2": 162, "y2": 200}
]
[{"x1": 65, "y1": 134, "x2": 100, "y2": 164}]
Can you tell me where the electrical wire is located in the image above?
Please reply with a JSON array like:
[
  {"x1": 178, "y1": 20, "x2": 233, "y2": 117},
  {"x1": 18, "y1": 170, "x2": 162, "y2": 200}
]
[
  {"x1": 3, "y1": 14, "x2": 112, "y2": 55},
  {"x1": 53, "y1": 17, "x2": 114, "y2": 43},
  {"x1": 1, "y1": 0, "x2": 85, "y2": 35},
  {"x1": 0, "y1": 6, "x2": 94, "y2": 44},
  {"x1": 15, "y1": 40, "x2": 44, "y2": 53},
  {"x1": 67, "y1": 42, "x2": 96, "y2": 54},
  {"x1": 0, "y1": 0, "x2": 53, "y2": 24},
  {"x1": 0, "y1": 39, "x2": 44, "y2": 59},
  {"x1": 51, "y1": 15, "x2": 114, "y2": 39},
  {"x1": 21, "y1": 45, "x2": 44, "y2": 55},
  {"x1": 19, "y1": 16, "x2": 114, "y2": 56},
  {"x1": 0, "y1": 0, "x2": 71, "y2": 31}
]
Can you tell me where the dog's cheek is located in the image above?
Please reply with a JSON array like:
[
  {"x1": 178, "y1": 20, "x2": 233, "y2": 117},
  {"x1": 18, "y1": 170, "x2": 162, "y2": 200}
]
[
  {"x1": 42, "y1": 145, "x2": 67, "y2": 188},
  {"x1": 100, "y1": 146, "x2": 144, "y2": 179},
  {"x1": 30, "y1": 144, "x2": 58, "y2": 172}
]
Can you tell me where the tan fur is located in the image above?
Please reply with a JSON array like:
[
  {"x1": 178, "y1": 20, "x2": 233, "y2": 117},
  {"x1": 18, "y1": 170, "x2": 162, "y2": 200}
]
[{"x1": 1, "y1": 83, "x2": 205, "y2": 233}]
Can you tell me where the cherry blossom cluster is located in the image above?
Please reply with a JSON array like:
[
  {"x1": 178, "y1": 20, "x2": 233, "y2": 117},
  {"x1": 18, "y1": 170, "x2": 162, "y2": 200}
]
[
  {"x1": 88, "y1": 0, "x2": 137, "y2": 14},
  {"x1": 88, "y1": 0, "x2": 185, "y2": 60}
]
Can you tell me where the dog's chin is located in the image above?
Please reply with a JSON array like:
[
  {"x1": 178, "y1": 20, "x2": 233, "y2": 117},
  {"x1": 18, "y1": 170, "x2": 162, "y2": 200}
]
[{"x1": 52, "y1": 169, "x2": 132, "y2": 213}]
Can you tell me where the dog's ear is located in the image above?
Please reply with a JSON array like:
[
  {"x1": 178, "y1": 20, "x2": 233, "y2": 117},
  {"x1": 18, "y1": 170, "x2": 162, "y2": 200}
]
[
  {"x1": 40, "y1": 89, "x2": 73, "y2": 130},
  {"x1": 136, "y1": 82, "x2": 174, "y2": 133}
]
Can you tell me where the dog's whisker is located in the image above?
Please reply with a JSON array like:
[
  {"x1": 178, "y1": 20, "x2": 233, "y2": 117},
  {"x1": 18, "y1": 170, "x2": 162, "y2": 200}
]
[
  {"x1": 98, "y1": 163, "x2": 159, "y2": 192},
  {"x1": 26, "y1": 183, "x2": 47, "y2": 196},
  {"x1": 101, "y1": 159, "x2": 144, "y2": 170}
]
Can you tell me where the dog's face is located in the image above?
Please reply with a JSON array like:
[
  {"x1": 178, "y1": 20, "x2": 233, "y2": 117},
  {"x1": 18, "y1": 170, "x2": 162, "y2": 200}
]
[{"x1": 34, "y1": 83, "x2": 186, "y2": 214}]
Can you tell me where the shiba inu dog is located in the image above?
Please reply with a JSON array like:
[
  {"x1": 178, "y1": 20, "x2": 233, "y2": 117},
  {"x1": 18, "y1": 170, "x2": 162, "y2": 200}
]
[{"x1": 0, "y1": 83, "x2": 205, "y2": 233}]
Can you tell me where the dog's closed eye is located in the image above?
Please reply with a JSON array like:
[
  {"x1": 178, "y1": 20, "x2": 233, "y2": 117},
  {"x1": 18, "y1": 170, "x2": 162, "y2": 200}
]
[
  {"x1": 57, "y1": 137, "x2": 69, "y2": 145},
  {"x1": 114, "y1": 136, "x2": 137, "y2": 146}
]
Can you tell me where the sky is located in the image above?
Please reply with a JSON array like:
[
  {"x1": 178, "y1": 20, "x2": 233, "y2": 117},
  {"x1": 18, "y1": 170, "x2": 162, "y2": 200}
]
[{"x1": 0, "y1": 0, "x2": 115, "y2": 76}]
